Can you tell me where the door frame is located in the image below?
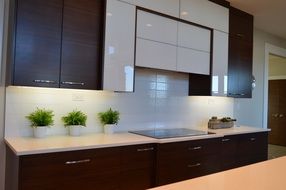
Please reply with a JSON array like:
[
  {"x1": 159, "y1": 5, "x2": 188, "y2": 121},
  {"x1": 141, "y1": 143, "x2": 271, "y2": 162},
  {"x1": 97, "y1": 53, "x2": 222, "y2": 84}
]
[{"x1": 263, "y1": 43, "x2": 286, "y2": 129}]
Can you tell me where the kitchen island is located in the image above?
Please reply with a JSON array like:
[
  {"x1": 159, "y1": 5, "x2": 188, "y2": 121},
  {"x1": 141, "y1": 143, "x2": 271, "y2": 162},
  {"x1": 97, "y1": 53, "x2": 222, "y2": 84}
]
[{"x1": 149, "y1": 156, "x2": 286, "y2": 190}]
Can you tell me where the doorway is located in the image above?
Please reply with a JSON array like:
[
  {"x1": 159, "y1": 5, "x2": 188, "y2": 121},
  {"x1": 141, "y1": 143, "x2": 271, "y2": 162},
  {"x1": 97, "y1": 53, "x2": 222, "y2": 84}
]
[{"x1": 268, "y1": 54, "x2": 286, "y2": 159}]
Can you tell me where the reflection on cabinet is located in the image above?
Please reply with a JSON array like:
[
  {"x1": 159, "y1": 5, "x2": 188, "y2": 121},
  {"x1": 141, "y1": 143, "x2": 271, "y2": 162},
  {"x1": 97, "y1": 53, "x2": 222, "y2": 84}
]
[
  {"x1": 136, "y1": 38, "x2": 177, "y2": 71},
  {"x1": 228, "y1": 7, "x2": 253, "y2": 98},
  {"x1": 180, "y1": 0, "x2": 229, "y2": 33},
  {"x1": 9, "y1": 0, "x2": 104, "y2": 90},
  {"x1": 212, "y1": 30, "x2": 228, "y2": 96},
  {"x1": 103, "y1": 0, "x2": 136, "y2": 92},
  {"x1": 6, "y1": 144, "x2": 156, "y2": 190},
  {"x1": 119, "y1": 0, "x2": 179, "y2": 17},
  {"x1": 156, "y1": 138, "x2": 221, "y2": 186}
]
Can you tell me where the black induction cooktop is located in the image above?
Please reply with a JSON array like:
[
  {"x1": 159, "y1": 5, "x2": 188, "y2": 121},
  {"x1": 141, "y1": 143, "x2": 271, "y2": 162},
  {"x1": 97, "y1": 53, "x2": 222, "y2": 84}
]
[{"x1": 129, "y1": 128, "x2": 211, "y2": 139}]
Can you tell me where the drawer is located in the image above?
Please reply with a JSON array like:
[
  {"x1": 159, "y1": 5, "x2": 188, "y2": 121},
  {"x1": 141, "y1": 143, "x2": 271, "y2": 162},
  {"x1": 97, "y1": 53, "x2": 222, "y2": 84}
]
[
  {"x1": 238, "y1": 132, "x2": 268, "y2": 156},
  {"x1": 20, "y1": 148, "x2": 121, "y2": 190}
]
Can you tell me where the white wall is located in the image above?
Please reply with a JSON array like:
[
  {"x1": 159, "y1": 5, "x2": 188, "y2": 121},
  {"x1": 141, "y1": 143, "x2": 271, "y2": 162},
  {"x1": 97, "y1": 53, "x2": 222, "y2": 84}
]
[
  {"x1": 5, "y1": 68, "x2": 234, "y2": 137},
  {"x1": 0, "y1": 0, "x2": 7, "y2": 189},
  {"x1": 234, "y1": 28, "x2": 286, "y2": 128}
]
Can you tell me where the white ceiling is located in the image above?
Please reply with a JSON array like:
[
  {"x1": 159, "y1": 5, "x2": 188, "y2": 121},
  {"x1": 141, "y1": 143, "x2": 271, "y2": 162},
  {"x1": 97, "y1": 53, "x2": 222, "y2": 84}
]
[{"x1": 227, "y1": 0, "x2": 286, "y2": 40}]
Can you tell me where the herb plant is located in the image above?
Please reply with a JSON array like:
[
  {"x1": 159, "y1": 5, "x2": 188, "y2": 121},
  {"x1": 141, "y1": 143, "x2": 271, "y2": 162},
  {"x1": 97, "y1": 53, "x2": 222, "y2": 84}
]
[
  {"x1": 98, "y1": 108, "x2": 120, "y2": 125},
  {"x1": 62, "y1": 110, "x2": 87, "y2": 127},
  {"x1": 26, "y1": 108, "x2": 54, "y2": 127}
]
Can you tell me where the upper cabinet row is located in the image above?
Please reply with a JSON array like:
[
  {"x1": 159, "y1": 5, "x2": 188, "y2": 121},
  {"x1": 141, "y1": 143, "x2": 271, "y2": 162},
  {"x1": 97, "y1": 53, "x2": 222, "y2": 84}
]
[
  {"x1": 7, "y1": 0, "x2": 104, "y2": 90},
  {"x1": 119, "y1": 0, "x2": 229, "y2": 33}
]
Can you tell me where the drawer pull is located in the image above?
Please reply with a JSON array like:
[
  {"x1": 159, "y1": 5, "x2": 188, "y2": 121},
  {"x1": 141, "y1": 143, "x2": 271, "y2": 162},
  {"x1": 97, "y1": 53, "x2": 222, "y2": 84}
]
[
  {"x1": 222, "y1": 138, "x2": 230, "y2": 142},
  {"x1": 188, "y1": 163, "x2": 201, "y2": 168},
  {"x1": 62, "y1": 81, "x2": 85, "y2": 86},
  {"x1": 33, "y1": 79, "x2": 56, "y2": 84},
  {"x1": 236, "y1": 33, "x2": 244, "y2": 38},
  {"x1": 189, "y1": 146, "x2": 202, "y2": 150},
  {"x1": 137, "y1": 147, "x2": 154, "y2": 152},
  {"x1": 228, "y1": 93, "x2": 245, "y2": 96},
  {"x1": 250, "y1": 138, "x2": 256, "y2": 141},
  {"x1": 65, "y1": 159, "x2": 91, "y2": 165}
]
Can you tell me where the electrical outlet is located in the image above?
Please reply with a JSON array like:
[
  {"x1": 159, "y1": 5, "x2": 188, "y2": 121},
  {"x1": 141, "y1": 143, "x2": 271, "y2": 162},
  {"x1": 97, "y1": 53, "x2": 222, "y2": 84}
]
[{"x1": 72, "y1": 93, "x2": 85, "y2": 101}]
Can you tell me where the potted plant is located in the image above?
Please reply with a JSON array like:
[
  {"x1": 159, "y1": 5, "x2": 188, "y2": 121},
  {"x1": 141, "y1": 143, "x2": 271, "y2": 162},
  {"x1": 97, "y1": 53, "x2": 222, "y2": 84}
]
[
  {"x1": 62, "y1": 110, "x2": 87, "y2": 136},
  {"x1": 26, "y1": 108, "x2": 54, "y2": 138},
  {"x1": 98, "y1": 108, "x2": 120, "y2": 134}
]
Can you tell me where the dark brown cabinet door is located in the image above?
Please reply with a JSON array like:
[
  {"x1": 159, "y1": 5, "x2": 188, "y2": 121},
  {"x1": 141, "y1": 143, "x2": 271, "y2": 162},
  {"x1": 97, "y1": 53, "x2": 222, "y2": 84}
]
[
  {"x1": 60, "y1": 0, "x2": 104, "y2": 90},
  {"x1": 14, "y1": 0, "x2": 63, "y2": 87},
  {"x1": 268, "y1": 80, "x2": 286, "y2": 146},
  {"x1": 228, "y1": 7, "x2": 253, "y2": 98}
]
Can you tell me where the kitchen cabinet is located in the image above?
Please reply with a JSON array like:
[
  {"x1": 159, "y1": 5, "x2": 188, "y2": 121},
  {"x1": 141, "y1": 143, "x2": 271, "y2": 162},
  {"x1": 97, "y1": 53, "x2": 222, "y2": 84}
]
[
  {"x1": 6, "y1": 144, "x2": 156, "y2": 190},
  {"x1": 180, "y1": 0, "x2": 229, "y2": 33},
  {"x1": 136, "y1": 38, "x2": 177, "y2": 71},
  {"x1": 9, "y1": 0, "x2": 104, "y2": 90},
  {"x1": 228, "y1": 7, "x2": 253, "y2": 98},
  {"x1": 103, "y1": 0, "x2": 136, "y2": 92},
  {"x1": 156, "y1": 138, "x2": 221, "y2": 186},
  {"x1": 119, "y1": 0, "x2": 179, "y2": 17},
  {"x1": 212, "y1": 30, "x2": 229, "y2": 96},
  {"x1": 221, "y1": 132, "x2": 268, "y2": 170}
]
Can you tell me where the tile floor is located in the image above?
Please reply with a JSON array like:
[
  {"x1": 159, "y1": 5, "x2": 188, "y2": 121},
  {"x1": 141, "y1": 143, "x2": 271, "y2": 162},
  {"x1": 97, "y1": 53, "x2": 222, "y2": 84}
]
[{"x1": 268, "y1": 144, "x2": 286, "y2": 159}]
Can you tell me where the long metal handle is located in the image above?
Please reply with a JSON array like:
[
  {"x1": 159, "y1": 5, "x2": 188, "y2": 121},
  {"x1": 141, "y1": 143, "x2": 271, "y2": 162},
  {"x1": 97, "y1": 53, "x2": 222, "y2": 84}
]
[
  {"x1": 236, "y1": 33, "x2": 245, "y2": 38},
  {"x1": 61, "y1": 81, "x2": 85, "y2": 86},
  {"x1": 33, "y1": 79, "x2": 56, "y2": 84},
  {"x1": 189, "y1": 146, "x2": 202, "y2": 150},
  {"x1": 137, "y1": 147, "x2": 154, "y2": 152},
  {"x1": 222, "y1": 138, "x2": 231, "y2": 142},
  {"x1": 229, "y1": 93, "x2": 245, "y2": 96},
  {"x1": 65, "y1": 159, "x2": 91, "y2": 165},
  {"x1": 250, "y1": 138, "x2": 256, "y2": 141},
  {"x1": 188, "y1": 163, "x2": 201, "y2": 168}
]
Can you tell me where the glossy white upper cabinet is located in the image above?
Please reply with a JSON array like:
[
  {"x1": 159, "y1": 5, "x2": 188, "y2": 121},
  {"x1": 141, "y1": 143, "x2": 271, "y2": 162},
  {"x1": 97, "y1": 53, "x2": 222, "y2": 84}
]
[
  {"x1": 119, "y1": 0, "x2": 179, "y2": 17},
  {"x1": 137, "y1": 10, "x2": 178, "y2": 45},
  {"x1": 177, "y1": 47, "x2": 210, "y2": 75},
  {"x1": 136, "y1": 38, "x2": 177, "y2": 71},
  {"x1": 180, "y1": 0, "x2": 229, "y2": 33},
  {"x1": 178, "y1": 22, "x2": 211, "y2": 52},
  {"x1": 212, "y1": 30, "x2": 229, "y2": 96},
  {"x1": 103, "y1": 0, "x2": 136, "y2": 92}
]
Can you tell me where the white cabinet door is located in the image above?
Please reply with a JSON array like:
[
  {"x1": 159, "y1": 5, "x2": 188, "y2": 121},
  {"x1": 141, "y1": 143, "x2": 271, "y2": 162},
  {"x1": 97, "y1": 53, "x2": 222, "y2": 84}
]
[
  {"x1": 178, "y1": 22, "x2": 211, "y2": 52},
  {"x1": 212, "y1": 30, "x2": 229, "y2": 96},
  {"x1": 180, "y1": 0, "x2": 229, "y2": 33},
  {"x1": 136, "y1": 38, "x2": 177, "y2": 71},
  {"x1": 103, "y1": 0, "x2": 136, "y2": 92},
  {"x1": 137, "y1": 10, "x2": 177, "y2": 45},
  {"x1": 119, "y1": 0, "x2": 179, "y2": 17},
  {"x1": 177, "y1": 47, "x2": 210, "y2": 75}
]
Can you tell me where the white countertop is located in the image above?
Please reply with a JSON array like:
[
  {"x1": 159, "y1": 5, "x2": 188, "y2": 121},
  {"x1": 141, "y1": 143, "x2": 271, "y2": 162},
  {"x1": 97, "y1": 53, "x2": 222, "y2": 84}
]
[
  {"x1": 149, "y1": 156, "x2": 286, "y2": 190},
  {"x1": 5, "y1": 126, "x2": 270, "y2": 156}
]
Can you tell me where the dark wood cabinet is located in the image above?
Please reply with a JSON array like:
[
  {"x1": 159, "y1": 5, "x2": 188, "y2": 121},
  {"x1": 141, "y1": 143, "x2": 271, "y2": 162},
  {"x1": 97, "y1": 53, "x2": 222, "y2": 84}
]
[
  {"x1": 156, "y1": 138, "x2": 221, "y2": 186},
  {"x1": 228, "y1": 7, "x2": 253, "y2": 98},
  {"x1": 6, "y1": 144, "x2": 155, "y2": 190},
  {"x1": 221, "y1": 132, "x2": 268, "y2": 170},
  {"x1": 9, "y1": 0, "x2": 104, "y2": 90}
]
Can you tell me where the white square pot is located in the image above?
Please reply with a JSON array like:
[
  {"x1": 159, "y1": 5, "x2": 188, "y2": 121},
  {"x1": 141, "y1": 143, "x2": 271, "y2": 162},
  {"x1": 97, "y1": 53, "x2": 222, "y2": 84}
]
[
  {"x1": 68, "y1": 125, "x2": 82, "y2": 136},
  {"x1": 104, "y1": 124, "x2": 116, "y2": 134},
  {"x1": 33, "y1": 126, "x2": 48, "y2": 138}
]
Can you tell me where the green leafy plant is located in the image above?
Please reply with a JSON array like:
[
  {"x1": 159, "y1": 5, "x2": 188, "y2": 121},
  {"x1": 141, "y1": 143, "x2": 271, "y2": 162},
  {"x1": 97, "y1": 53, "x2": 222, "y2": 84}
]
[
  {"x1": 26, "y1": 108, "x2": 54, "y2": 127},
  {"x1": 98, "y1": 108, "x2": 120, "y2": 125},
  {"x1": 62, "y1": 110, "x2": 87, "y2": 127}
]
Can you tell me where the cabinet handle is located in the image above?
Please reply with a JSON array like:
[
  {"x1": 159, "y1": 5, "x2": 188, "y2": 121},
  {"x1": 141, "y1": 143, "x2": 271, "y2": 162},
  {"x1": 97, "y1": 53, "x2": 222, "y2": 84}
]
[
  {"x1": 65, "y1": 159, "x2": 91, "y2": 165},
  {"x1": 228, "y1": 93, "x2": 245, "y2": 96},
  {"x1": 188, "y1": 163, "x2": 201, "y2": 168},
  {"x1": 236, "y1": 33, "x2": 244, "y2": 38},
  {"x1": 189, "y1": 146, "x2": 202, "y2": 150},
  {"x1": 61, "y1": 81, "x2": 85, "y2": 86},
  {"x1": 279, "y1": 114, "x2": 284, "y2": 118},
  {"x1": 33, "y1": 79, "x2": 56, "y2": 84},
  {"x1": 272, "y1": 113, "x2": 279, "y2": 118},
  {"x1": 250, "y1": 138, "x2": 256, "y2": 141},
  {"x1": 222, "y1": 138, "x2": 231, "y2": 142},
  {"x1": 137, "y1": 147, "x2": 154, "y2": 152}
]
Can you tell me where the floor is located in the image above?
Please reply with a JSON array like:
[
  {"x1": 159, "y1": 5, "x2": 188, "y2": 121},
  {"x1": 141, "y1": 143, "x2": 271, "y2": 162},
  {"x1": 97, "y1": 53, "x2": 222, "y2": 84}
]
[{"x1": 268, "y1": 144, "x2": 286, "y2": 159}]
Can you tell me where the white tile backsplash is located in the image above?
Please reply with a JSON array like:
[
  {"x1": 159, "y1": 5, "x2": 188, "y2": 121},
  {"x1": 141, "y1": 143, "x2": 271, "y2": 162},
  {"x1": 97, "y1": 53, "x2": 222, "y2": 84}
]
[{"x1": 5, "y1": 68, "x2": 234, "y2": 137}]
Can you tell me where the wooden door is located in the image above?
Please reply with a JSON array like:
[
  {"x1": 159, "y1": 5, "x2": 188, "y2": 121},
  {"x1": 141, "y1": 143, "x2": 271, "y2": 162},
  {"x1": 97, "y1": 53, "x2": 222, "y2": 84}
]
[
  {"x1": 268, "y1": 80, "x2": 286, "y2": 145},
  {"x1": 60, "y1": 0, "x2": 104, "y2": 90},
  {"x1": 14, "y1": 0, "x2": 63, "y2": 87}
]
